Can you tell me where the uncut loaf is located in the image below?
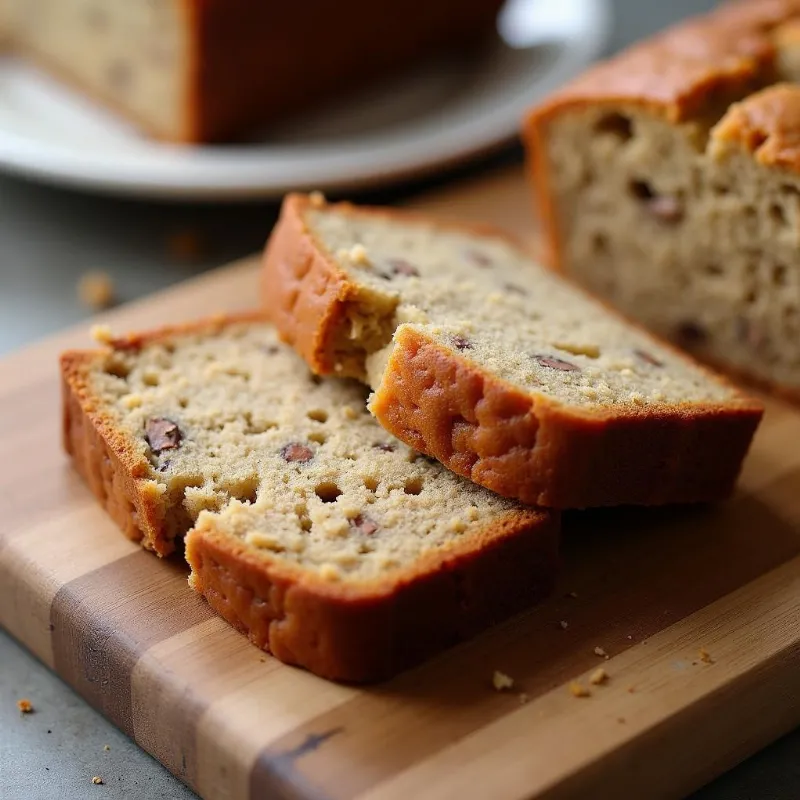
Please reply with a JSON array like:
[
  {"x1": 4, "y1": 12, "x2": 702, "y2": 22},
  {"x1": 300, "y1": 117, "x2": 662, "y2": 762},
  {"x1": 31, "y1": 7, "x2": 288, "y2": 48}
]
[
  {"x1": 4, "y1": 0, "x2": 504, "y2": 143},
  {"x1": 526, "y1": 0, "x2": 800, "y2": 399},
  {"x1": 60, "y1": 315, "x2": 558, "y2": 681},
  {"x1": 263, "y1": 194, "x2": 762, "y2": 509}
]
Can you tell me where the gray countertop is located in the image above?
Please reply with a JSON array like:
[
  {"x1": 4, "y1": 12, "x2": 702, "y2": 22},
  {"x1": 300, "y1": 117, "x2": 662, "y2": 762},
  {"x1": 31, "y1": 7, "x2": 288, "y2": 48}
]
[{"x1": 2, "y1": 1, "x2": 799, "y2": 798}]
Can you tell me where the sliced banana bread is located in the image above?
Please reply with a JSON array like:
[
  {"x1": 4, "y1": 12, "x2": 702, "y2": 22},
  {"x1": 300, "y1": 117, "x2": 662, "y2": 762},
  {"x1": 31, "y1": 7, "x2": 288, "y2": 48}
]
[
  {"x1": 4, "y1": 0, "x2": 503, "y2": 142},
  {"x1": 525, "y1": 0, "x2": 800, "y2": 399},
  {"x1": 263, "y1": 194, "x2": 763, "y2": 509},
  {"x1": 60, "y1": 315, "x2": 558, "y2": 681}
]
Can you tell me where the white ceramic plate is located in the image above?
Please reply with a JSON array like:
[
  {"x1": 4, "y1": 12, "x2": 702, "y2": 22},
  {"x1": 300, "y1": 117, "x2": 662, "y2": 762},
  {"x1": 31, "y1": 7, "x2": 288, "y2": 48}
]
[{"x1": 0, "y1": 0, "x2": 610, "y2": 200}]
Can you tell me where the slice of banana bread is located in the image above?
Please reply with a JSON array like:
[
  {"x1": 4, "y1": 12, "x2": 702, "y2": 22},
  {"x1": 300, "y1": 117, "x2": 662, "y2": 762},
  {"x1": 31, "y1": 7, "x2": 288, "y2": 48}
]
[
  {"x1": 263, "y1": 194, "x2": 763, "y2": 509},
  {"x1": 61, "y1": 315, "x2": 558, "y2": 681},
  {"x1": 4, "y1": 0, "x2": 503, "y2": 142},
  {"x1": 524, "y1": 0, "x2": 800, "y2": 400}
]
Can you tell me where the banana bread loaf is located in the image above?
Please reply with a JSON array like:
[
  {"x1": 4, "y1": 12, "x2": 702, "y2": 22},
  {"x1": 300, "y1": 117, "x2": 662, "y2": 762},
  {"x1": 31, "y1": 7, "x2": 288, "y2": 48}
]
[
  {"x1": 263, "y1": 193, "x2": 763, "y2": 509},
  {"x1": 60, "y1": 315, "x2": 558, "y2": 681},
  {"x1": 4, "y1": 0, "x2": 503, "y2": 143},
  {"x1": 525, "y1": 0, "x2": 800, "y2": 400}
]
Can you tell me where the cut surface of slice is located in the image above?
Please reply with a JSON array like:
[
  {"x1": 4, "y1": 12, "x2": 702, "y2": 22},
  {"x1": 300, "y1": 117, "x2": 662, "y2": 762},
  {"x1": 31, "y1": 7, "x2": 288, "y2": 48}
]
[
  {"x1": 61, "y1": 315, "x2": 557, "y2": 681},
  {"x1": 263, "y1": 195, "x2": 763, "y2": 509}
]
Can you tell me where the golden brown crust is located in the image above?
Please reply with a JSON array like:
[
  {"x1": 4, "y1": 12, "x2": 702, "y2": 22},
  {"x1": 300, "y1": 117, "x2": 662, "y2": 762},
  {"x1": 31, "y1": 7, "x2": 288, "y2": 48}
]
[
  {"x1": 262, "y1": 195, "x2": 764, "y2": 509},
  {"x1": 61, "y1": 352, "x2": 171, "y2": 554},
  {"x1": 262, "y1": 196, "x2": 354, "y2": 376},
  {"x1": 59, "y1": 312, "x2": 268, "y2": 556},
  {"x1": 370, "y1": 327, "x2": 762, "y2": 508},
  {"x1": 185, "y1": 508, "x2": 559, "y2": 683},
  {"x1": 711, "y1": 82, "x2": 800, "y2": 170}
]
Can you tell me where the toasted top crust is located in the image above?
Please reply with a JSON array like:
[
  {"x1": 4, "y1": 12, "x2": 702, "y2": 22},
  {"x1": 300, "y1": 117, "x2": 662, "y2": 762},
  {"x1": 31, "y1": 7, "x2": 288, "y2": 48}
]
[
  {"x1": 711, "y1": 82, "x2": 800, "y2": 168},
  {"x1": 525, "y1": 0, "x2": 800, "y2": 125}
]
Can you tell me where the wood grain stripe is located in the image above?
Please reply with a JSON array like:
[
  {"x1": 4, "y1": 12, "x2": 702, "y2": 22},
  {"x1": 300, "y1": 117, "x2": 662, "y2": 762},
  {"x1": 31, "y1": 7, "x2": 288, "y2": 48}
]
[
  {"x1": 249, "y1": 486, "x2": 800, "y2": 799},
  {"x1": 130, "y1": 611, "x2": 358, "y2": 799},
  {"x1": 51, "y1": 551, "x2": 211, "y2": 737},
  {"x1": 0, "y1": 502, "x2": 139, "y2": 666}
]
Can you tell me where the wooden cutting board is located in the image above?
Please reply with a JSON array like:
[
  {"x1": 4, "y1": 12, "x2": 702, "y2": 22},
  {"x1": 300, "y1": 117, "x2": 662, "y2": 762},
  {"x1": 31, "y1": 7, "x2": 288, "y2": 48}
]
[{"x1": 2, "y1": 167, "x2": 800, "y2": 800}]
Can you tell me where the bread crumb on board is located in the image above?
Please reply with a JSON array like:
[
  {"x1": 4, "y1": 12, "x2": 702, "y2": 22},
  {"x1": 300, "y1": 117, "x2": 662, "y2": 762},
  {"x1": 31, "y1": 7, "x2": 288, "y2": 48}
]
[
  {"x1": 91, "y1": 776, "x2": 104, "y2": 785},
  {"x1": 558, "y1": 620, "x2": 569, "y2": 630},
  {"x1": 589, "y1": 667, "x2": 609, "y2": 686},
  {"x1": 16, "y1": 698, "x2": 33, "y2": 714},
  {"x1": 593, "y1": 646, "x2": 610, "y2": 659},
  {"x1": 569, "y1": 681, "x2": 591, "y2": 698},
  {"x1": 77, "y1": 270, "x2": 115, "y2": 310},
  {"x1": 103, "y1": 745, "x2": 110, "y2": 752},
  {"x1": 492, "y1": 670, "x2": 515, "y2": 691},
  {"x1": 699, "y1": 647, "x2": 714, "y2": 664}
]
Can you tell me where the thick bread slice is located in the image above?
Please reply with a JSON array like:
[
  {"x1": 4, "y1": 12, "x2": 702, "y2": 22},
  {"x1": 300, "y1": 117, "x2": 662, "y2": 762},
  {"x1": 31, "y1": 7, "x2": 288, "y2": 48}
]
[
  {"x1": 60, "y1": 315, "x2": 558, "y2": 682},
  {"x1": 4, "y1": 0, "x2": 503, "y2": 143},
  {"x1": 263, "y1": 195, "x2": 763, "y2": 509},
  {"x1": 525, "y1": 0, "x2": 800, "y2": 399}
]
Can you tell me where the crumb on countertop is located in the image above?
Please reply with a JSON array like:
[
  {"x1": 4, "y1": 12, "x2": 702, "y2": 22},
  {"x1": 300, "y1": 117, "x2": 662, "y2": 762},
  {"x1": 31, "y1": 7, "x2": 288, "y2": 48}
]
[
  {"x1": 78, "y1": 270, "x2": 115, "y2": 310},
  {"x1": 17, "y1": 698, "x2": 33, "y2": 714},
  {"x1": 589, "y1": 667, "x2": 609, "y2": 686},
  {"x1": 569, "y1": 681, "x2": 591, "y2": 698},
  {"x1": 566, "y1": 591, "x2": 578, "y2": 599},
  {"x1": 91, "y1": 776, "x2": 104, "y2": 785},
  {"x1": 593, "y1": 646, "x2": 610, "y2": 659},
  {"x1": 492, "y1": 670, "x2": 515, "y2": 691},
  {"x1": 559, "y1": 620, "x2": 569, "y2": 630},
  {"x1": 103, "y1": 745, "x2": 110, "y2": 752},
  {"x1": 699, "y1": 648, "x2": 714, "y2": 664}
]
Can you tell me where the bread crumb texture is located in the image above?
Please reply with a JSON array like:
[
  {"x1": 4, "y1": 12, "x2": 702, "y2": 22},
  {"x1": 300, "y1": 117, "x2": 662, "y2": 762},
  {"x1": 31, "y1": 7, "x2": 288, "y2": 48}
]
[
  {"x1": 306, "y1": 206, "x2": 741, "y2": 408},
  {"x1": 699, "y1": 647, "x2": 715, "y2": 664},
  {"x1": 16, "y1": 698, "x2": 33, "y2": 714},
  {"x1": 569, "y1": 681, "x2": 591, "y2": 698},
  {"x1": 492, "y1": 670, "x2": 515, "y2": 691},
  {"x1": 85, "y1": 321, "x2": 538, "y2": 580},
  {"x1": 91, "y1": 777, "x2": 104, "y2": 785},
  {"x1": 589, "y1": 667, "x2": 609, "y2": 686},
  {"x1": 78, "y1": 271, "x2": 116, "y2": 310}
]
